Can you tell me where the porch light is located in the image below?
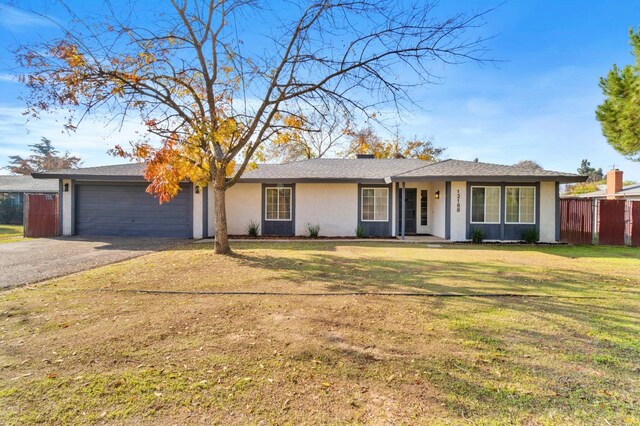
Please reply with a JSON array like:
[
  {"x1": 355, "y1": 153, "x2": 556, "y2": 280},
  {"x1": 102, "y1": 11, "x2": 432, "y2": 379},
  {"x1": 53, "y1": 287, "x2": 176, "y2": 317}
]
[
  {"x1": 434, "y1": 190, "x2": 440, "y2": 199},
  {"x1": 195, "y1": 185, "x2": 200, "y2": 194},
  {"x1": 63, "y1": 183, "x2": 69, "y2": 192}
]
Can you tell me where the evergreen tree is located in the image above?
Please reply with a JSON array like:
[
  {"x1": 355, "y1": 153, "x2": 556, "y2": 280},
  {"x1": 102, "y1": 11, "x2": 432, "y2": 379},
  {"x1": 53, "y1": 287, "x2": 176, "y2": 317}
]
[
  {"x1": 5, "y1": 137, "x2": 82, "y2": 175},
  {"x1": 577, "y1": 159, "x2": 604, "y2": 182},
  {"x1": 596, "y1": 28, "x2": 640, "y2": 161}
]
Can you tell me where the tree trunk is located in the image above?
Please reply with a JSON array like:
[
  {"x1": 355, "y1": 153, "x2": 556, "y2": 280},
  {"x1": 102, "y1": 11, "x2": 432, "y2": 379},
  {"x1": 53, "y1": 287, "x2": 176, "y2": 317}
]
[{"x1": 213, "y1": 179, "x2": 232, "y2": 255}]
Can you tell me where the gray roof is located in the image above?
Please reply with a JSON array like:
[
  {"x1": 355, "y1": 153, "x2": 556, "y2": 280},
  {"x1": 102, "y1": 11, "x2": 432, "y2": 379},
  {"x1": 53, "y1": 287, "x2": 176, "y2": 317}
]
[
  {"x1": 32, "y1": 158, "x2": 586, "y2": 183},
  {"x1": 0, "y1": 175, "x2": 58, "y2": 193},
  {"x1": 393, "y1": 159, "x2": 585, "y2": 183},
  {"x1": 240, "y1": 158, "x2": 432, "y2": 182},
  {"x1": 32, "y1": 163, "x2": 146, "y2": 180},
  {"x1": 577, "y1": 183, "x2": 640, "y2": 198}
]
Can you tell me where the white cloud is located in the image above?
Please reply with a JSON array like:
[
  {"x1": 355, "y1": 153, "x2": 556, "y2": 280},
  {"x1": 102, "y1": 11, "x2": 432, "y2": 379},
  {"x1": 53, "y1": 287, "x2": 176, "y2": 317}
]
[
  {"x1": 465, "y1": 98, "x2": 504, "y2": 117},
  {"x1": 0, "y1": 74, "x2": 18, "y2": 84},
  {"x1": 0, "y1": 105, "x2": 151, "y2": 170},
  {"x1": 0, "y1": 5, "x2": 56, "y2": 31}
]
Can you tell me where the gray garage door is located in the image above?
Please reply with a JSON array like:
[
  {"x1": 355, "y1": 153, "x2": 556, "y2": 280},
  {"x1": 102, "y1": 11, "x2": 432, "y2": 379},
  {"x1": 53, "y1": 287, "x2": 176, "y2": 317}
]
[{"x1": 75, "y1": 183, "x2": 192, "y2": 237}]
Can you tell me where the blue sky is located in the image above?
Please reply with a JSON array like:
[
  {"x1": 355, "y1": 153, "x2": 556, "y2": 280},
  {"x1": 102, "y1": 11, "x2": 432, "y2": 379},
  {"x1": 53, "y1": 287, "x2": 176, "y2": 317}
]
[{"x1": 0, "y1": 0, "x2": 639, "y2": 179}]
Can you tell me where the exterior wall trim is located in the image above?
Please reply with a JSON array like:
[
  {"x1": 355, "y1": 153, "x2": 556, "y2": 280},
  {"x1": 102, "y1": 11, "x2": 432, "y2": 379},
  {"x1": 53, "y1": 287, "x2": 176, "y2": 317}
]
[
  {"x1": 202, "y1": 185, "x2": 208, "y2": 239},
  {"x1": 391, "y1": 175, "x2": 585, "y2": 183},
  {"x1": 465, "y1": 182, "x2": 540, "y2": 240},
  {"x1": 58, "y1": 180, "x2": 63, "y2": 236},
  {"x1": 555, "y1": 182, "x2": 561, "y2": 241},
  {"x1": 71, "y1": 180, "x2": 76, "y2": 235},
  {"x1": 445, "y1": 181, "x2": 451, "y2": 240},
  {"x1": 357, "y1": 182, "x2": 393, "y2": 237},
  {"x1": 261, "y1": 183, "x2": 295, "y2": 236}
]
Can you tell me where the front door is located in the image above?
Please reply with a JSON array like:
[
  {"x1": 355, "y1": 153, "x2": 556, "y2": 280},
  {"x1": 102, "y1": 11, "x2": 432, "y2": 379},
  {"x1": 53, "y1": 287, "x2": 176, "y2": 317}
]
[{"x1": 397, "y1": 188, "x2": 417, "y2": 235}]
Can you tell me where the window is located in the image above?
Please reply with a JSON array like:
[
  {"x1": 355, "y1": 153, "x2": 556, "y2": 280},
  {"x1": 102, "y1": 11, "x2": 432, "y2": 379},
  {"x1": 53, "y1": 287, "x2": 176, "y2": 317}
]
[
  {"x1": 505, "y1": 186, "x2": 535, "y2": 224},
  {"x1": 470, "y1": 186, "x2": 500, "y2": 223},
  {"x1": 420, "y1": 190, "x2": 428, "y2": 226},
  {"x1": 265, "y1": 187, "x2": 291, "y2": 221},
  {"x1": 361, "y1": 187, "x2": 388, "y2": 221}
]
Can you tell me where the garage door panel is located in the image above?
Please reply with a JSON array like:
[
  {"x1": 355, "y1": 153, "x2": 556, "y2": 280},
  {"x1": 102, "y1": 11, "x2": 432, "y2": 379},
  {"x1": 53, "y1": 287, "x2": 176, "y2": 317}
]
[{"x1": 75, "y1": 183, "x2": 192, "y2": 237}]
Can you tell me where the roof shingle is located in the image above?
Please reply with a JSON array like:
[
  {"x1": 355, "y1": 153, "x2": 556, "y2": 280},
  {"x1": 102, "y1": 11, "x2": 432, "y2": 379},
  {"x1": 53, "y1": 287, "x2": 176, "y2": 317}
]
[
  {"x1": 0, "y1": 175, "x2": 58, "y2": 193},
  {"x1": 394, "y1": 159, "x2": 584, "y2": 182},
  {"x1": 31, "y1": 158, "x2": 586, "y2": 183}
]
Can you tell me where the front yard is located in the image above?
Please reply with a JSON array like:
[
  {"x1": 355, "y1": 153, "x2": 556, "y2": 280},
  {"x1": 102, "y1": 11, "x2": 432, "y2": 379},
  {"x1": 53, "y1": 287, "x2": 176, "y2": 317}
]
[
  {"x1": 0, "y1": 242, "x2": 638, "y2": 424},
  {"x1": 0, "y1": 225, "x2": 23, "y2": 244}
]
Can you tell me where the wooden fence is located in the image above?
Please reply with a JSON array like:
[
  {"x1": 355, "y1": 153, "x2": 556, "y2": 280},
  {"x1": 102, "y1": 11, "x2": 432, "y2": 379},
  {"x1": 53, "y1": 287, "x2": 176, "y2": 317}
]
[
  {"x1": 561, "y1": 198, "x2": 640, "y2": 246},
  {"x1": 560, "y1": 198, "x2": 593, "y2": 245},
  {"x1": 631, "y1": 201, "x2": 640, "y2": 247},
  {"x1": 24, "y1": 193, "x2": 59, "y2": 238}
]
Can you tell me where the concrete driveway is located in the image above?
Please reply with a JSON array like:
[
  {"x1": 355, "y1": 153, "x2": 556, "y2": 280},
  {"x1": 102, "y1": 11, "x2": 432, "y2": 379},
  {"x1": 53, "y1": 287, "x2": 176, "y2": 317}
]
[{"x1": 0, "y1": 237, "x2": 186, "y2": 289}]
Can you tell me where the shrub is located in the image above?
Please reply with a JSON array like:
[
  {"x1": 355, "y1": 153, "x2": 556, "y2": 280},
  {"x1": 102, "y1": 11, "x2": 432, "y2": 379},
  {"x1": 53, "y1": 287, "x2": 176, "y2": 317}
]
[
  {"x1": 0, "y1": 196, "x2": 20, "y2": 224},
  {"x1": 307, "y1": 223, "x2": 320, "y2": 238},
  {"x1": 246, "y1": 220, "x2": 260, "y2": 237},
  {"x1": 471, "y1": 227, "x2": 484, "y2": 244},
  {"x1": 355, "y1": 225, "x2": 366, "y2": 238},
  {"x1": 521, "y1": 228, "x2": 539, "y2": 244}
]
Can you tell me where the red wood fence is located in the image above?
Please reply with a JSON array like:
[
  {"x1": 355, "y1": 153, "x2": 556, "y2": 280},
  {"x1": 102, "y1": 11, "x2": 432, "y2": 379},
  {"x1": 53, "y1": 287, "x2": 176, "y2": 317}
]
[
  {"x1": 561, "y1": 198, "x2": 640, "y2": 246},
  {"x1": 560, "y1": 198, "x2": 593, "y2": 244},
  {"x1": 598, "y1": 199, "x2": 626, "y2": 245},
  {"x1": 631, "y1": 201, "x2": 640, "y2": 247},
  {"x1": 24, "y1": 194, "x2": 59, "y2": 238}
]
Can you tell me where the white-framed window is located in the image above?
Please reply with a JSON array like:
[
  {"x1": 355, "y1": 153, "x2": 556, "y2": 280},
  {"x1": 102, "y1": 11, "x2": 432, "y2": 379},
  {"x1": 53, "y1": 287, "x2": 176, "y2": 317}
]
[
  {"x1": 361, "y1": 187, "x2": 388, "y2": 222},
  {"x1": 265, "y1": 187, "x2": 292, "y2": 221},
  {"x1": 505, "y1": 186, "x2": 535, "y2": 224},
  {"x1": 470, "y1": 186, "x2": 501, "y2": 224}
]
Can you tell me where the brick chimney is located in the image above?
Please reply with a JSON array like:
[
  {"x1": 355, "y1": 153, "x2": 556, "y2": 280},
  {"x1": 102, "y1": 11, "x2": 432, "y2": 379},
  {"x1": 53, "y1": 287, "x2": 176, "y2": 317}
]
[{"x1": 606, "y1": 169, "x2": 623, "y2": 198}]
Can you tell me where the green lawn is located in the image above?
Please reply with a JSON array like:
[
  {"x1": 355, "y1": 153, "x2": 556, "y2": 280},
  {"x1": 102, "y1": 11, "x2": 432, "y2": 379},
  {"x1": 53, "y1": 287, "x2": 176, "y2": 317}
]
[
  {"x1": 0, "y1": 242, "x2": 638, "y2": 424},
  {"x1": 0, "y1": 225, "x2": 23, "y2": 244}
]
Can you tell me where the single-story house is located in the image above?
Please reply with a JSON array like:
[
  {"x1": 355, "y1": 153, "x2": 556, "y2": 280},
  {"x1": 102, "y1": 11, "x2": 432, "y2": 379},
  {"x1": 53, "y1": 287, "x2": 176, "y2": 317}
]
[
  {"x1": 32, "y1": 157, "x2": 586, "y2": 241},
  {"x1": 574, "y1": 169, "x2": 640, "y2": 200},
  {"x1": 0, "y1": 175, "x2": 58, "y2": 224}
]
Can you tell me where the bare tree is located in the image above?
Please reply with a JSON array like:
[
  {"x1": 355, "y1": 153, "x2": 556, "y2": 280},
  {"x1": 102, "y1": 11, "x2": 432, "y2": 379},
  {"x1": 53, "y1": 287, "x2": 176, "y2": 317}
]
[
  {"x1": 513, "y1": 160, "x2": 543, "y2": 170},
  {"x1": 17, "y1": 0, "x2": 491, "y2": 254},
  {"x1": 344, "y1": 127, "x2": 445, "y2": 160},
  {"x1": 266, "y1": 106, "x2": 349, "y2": 162}
]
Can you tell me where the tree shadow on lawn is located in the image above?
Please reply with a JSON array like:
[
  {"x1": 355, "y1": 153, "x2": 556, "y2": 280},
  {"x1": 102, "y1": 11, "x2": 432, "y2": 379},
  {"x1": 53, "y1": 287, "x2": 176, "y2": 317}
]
[
  {"x1": 343, "y1": 295, "x2": 636, "y2": 420},
  {"x1": 223, "y1": 240, "x2": 640, "y2": 261},
  {"x1": 293, "y1": 293, "x2": 639, "y2": 422},
  {"x1": 232, "y1": 250, "x2": 636, "y2": 297}
]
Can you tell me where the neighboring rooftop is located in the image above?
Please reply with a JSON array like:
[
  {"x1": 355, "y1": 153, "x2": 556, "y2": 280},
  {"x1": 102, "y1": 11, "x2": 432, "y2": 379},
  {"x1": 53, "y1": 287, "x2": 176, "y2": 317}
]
[
  {"x1": 0, "y1": 175, "x2": 58, "y2": 193},
  {"x1": 32, "y1": 158, "x2": 586, "y2": 183},
  {"x1": 576, "y1": 183, "x2": 640, "y2": 198}
]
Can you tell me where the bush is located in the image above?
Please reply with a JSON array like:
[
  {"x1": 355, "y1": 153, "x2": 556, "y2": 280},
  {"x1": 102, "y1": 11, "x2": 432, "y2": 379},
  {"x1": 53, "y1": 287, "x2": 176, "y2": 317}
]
[
  {"x1": 471, "y1": 227, "x2": 484, "y2": 244},
  {"x1": 307, "y1": 223, "x2": 320, "y2": 238},
  {"x1": 0, "y1": 196, "x2": 20, "y2": 224},
  {"x1": 521, "y1": 228, "x2": 539, "y2": 244},
  {"x1": 355, "y1": 225, "x2": 366, "y2": 238},
  {"x1": 246, "y1": 220, "x2": 260, "y2": 237}
]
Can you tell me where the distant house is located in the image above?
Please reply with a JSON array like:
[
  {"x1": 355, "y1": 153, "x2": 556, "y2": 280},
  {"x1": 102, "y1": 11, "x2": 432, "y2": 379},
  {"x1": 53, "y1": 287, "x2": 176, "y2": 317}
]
[
  {"x1": 33, "y1": 157, "x2": 586, "y2": 242},
  {"x1": 575, "y1": 169, "x2": 640, "y2": 201},
  {"x1": 0, "y1": 175, "x2": 58, "y2": 224}
]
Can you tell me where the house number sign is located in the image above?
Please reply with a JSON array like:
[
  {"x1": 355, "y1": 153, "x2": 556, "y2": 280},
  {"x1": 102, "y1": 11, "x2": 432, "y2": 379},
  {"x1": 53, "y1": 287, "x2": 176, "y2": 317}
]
[{"x1": 456, "y1": 190, "x2": 461, "y2": 213}]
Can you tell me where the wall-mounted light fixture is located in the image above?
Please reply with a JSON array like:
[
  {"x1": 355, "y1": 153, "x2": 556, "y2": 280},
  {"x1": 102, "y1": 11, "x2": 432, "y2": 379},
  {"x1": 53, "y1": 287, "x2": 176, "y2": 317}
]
[
  {"x1": 434, "y1": 190, "x2": 440, "y2": 200},
  {"x1": 194, "y1": 185, "x2": 200, "y2": 194},
  {"x1": 63, "y1": 183, "x2": 69, "y2": 192}
]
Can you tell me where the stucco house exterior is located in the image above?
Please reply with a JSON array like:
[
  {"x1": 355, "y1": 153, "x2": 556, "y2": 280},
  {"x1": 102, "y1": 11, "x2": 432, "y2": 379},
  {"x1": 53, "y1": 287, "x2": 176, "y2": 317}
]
[{"x1": 33, "y1": 157, "x2": 586, "y2": 242}]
